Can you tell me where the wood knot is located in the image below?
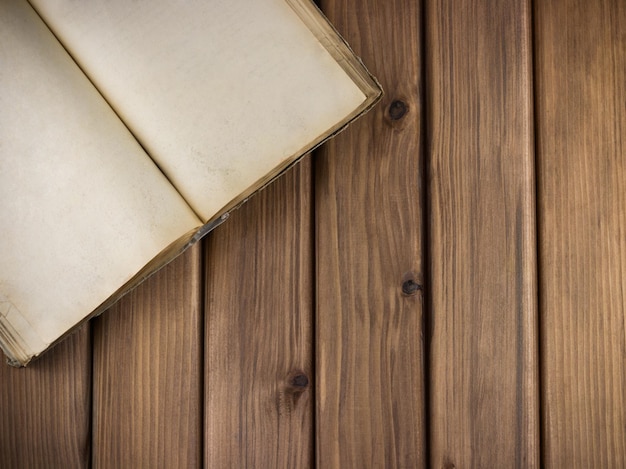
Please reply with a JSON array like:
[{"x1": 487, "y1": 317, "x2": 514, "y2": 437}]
[
  {"x1": 290, "y1": 374, "x2": 309, "y2": 388},
  {"x1": 388, "y1": 100, "x2": 408, "y2": 120},
  {"x1": 402, "y1": 279, "x2": 422, "y2": 296}
]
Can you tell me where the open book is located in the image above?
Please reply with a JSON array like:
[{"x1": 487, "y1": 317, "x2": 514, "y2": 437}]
[{"x1": 0, "y1": 0, "x2": 381, "y2": 366}]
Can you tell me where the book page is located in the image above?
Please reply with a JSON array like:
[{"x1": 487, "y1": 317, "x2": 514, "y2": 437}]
[
  {"x1": 0, "y1": 0, "x2": 202, "y2": 363},
  {"x1": 28, "y1": 0, "x2": 369, "y2": 222}
]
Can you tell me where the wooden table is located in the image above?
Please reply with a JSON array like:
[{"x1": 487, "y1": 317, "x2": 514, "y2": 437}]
[{"x1": 2, "y1": 0, "x2": 625, "y2": 466}]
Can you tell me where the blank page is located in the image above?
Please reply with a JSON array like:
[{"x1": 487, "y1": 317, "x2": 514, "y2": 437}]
[
  {"x1": 29, "y1": 0, "x2": 368, "y2": 221},
  {"x1": 0, "y1": 0, "x2": 202, "y2": 362}
]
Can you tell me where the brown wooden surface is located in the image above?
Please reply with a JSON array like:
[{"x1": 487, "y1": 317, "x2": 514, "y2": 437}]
[
  {"x1": 204, "y1": 159, "x2": 314, "y2": 468},
  {"x1": 315, "y1": 0, "x2": 426, "y2": 467},
  {"x1": 92, "y1": 245, "x2": 203, "y2": 468},
  {"x1": 0, "y1": 328, "x2": 91, "y2": 469},
  {"x1": 534, "y1": 0, "x2": 626, "y2": 466},
  {"x1": 2, "y1": 1, "x2": 626, "y2": 467},
  {"x1": 424, "y1": 0, "x2": 540, "y2": 466}
]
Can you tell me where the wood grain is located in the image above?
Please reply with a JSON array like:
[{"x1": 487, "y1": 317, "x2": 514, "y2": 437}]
[
  {"x1": 0, "y1": 327, "x2": 91, "y2": 469},
  {"x1": 316, "y1": 0, "x2": 426, "y2": 466},
  {"x1": 534, "y1": 0, "x2": 626, "y2": 466},
  {"x1": 92, "y1": 245, "x2": 203, "y2": 468},
  {"x1": 204, "y1": 159, "x2": 314, "y2": 468},
  {"x1": 424, "y1": 0, "x2": 539, "y2": 466}
]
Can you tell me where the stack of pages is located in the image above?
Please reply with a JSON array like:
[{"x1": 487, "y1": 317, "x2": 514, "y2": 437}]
[{"x1": 0, "y1": 0, "x2": 381, "y2": 365}]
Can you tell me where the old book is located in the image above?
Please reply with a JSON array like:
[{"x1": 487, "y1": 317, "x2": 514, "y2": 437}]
[{"x1": 0, "y1": 0, "x2": 381, "y2": 366}]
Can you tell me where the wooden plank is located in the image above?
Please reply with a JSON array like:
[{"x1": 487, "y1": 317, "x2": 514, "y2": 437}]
[
  {"x1": 204, "y1": 159, "x2": 314, "y2": 468},
  {"x1": 534, "y1": 0, "x2": 626, "y2": 465},
  {"x1": 0, "y1": 327, "x2": 91, "y2": 468},
  {"x1": 92, "y1": 245, "x2": 203, "y2": 468},
  {"x1": 315, "y1": 0, "x2": 426, "y2": 466},
  {"x1": 424, "y1": 0, "x2": 539, "y2": 466}
]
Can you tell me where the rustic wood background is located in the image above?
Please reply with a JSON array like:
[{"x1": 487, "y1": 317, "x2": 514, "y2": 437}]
[{"x1": 2, "y1": 0, "x2": 625, "y2": 466}]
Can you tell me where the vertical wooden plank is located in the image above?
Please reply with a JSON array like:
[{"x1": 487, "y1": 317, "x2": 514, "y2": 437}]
[
  {"x1": 0, "y1": 328, "x2": 91, "y2": 468},
  {"x1": 534, "y1": 0, "x2": 626, "y2": 466},
  {"x1": 92, "y1": 245, "x2": 203, "y2": 468},
  {"x1": 204, "y1": 160, "x2": 313, "y2": 468},
  {"x1": 316, "y1": 0, "x2": 426, "y2": 466},
  {"x1": 425, "y1": 0, "x2": 539, "y2": 466}
]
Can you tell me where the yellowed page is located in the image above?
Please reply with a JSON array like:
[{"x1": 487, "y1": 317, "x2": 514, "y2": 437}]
[
  {"x1": 28, "y1": 0, "x2": 368, "y2": 221},
  {"x1": 0, "y1": 0, "x2": 202, "y2": 364}
]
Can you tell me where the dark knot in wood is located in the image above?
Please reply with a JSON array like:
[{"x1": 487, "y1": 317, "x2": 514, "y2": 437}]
[
  {"x1": 402, "y1": 279, "x2": 422, "y2": 295},
  {"x1": 290, "y1": 374, "x2": 309, "y2": 389},
  {"x1": 388, "y1": 100, "x2": 408, "y2": 120}
]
